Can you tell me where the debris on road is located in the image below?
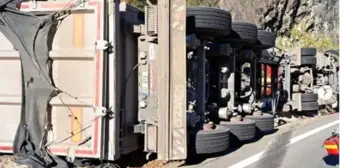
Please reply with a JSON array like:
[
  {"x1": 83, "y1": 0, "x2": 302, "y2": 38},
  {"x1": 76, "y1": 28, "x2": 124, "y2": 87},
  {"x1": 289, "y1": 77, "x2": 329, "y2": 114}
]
[{"x1": 0, "y1": 155, "x2": 27, "y2": 168}]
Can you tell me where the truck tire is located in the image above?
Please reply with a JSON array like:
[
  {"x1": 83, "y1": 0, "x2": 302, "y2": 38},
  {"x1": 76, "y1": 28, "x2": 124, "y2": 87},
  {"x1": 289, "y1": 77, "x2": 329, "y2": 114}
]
[
  {"x1": 325, "y1": 50, "x2": 339, "y2": 58},
  {"x1": 325, "y1": 50, "x2": 339, "y2": 56},
  {"x1": 325, "y1": 49, "x2": 339, "y2": 62},
  {"x1": 261, "y1": 49, "x2": 273, "y2": 58},
  {"x1": 301, "y1": 93, "x2": 318, "y2": 102},
  {"x1": 301, "y1": 56, "x2": 316, "y2": 65},
  {"x1": 187, "y1": 7, "x2": 232, "y2": 38},
  {"x1": 301, "y1": 102, "x2": 319, "y2": 111},
  {"x1": 217, "y1": 22, "x2": 257, "y2": 45},
  {"x1": 189, "y1": 125, "x2": 230, "y2": 154},
  {"x1": 257, "y1": 30, "x2": 276, "y2": 49},
  {"x1": 220, "y1": 119, "x2": 256, "y2": 141},
  {"x1": 301, "y1": 48, "x2": 317, "y2": 56},
  {"x1": 244, "y1": 113, "x2": 274, "y2": 133}
]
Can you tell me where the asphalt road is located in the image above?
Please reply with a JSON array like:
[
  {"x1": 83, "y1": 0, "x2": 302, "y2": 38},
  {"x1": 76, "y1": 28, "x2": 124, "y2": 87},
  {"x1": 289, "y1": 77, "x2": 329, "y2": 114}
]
[
  {"x1": 183, "y1": 113, "x2": 339, "y2": 168},
  {"x1": 248, "y1": 120, "x2": 339, "y2": 168}
]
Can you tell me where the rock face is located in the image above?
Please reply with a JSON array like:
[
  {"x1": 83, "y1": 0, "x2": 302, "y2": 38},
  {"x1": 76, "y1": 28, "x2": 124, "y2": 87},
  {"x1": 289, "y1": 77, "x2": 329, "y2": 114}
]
[{"x1": 218, "y1": 0, "x2": 339, "y2": 44}]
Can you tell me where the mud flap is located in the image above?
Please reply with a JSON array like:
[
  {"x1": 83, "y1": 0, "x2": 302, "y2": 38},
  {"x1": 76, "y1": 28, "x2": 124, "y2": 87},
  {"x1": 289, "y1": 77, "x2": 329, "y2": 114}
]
[{"x1": 0, "y1": 2, "x2": 68, "y2": 168}]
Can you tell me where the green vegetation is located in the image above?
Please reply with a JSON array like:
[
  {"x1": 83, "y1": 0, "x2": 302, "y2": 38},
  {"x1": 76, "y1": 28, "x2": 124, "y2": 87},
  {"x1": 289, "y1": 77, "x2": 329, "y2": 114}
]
[{"x1": 276, "y1": 23, "x2": 339, "y2": 52}]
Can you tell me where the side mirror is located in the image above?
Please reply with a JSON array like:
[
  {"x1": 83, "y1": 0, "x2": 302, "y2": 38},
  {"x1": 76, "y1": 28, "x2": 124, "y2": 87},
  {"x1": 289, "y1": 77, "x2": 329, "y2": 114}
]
[{"x1": 332, "y1": 129, "x2": 339, "y2": 136}]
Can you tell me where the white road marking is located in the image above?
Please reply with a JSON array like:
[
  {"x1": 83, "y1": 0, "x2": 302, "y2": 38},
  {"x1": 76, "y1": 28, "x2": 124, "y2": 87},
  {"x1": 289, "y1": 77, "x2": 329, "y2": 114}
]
[{"x1": 227, "y1": 120, "x2": 340, "y2": 168}]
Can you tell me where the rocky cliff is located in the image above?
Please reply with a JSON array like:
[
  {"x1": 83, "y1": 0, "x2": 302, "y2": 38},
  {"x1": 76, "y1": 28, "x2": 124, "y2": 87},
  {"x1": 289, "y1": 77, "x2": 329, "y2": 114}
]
[{"x1": 218, "y1": 0, "x2": 339, "y2": 51}]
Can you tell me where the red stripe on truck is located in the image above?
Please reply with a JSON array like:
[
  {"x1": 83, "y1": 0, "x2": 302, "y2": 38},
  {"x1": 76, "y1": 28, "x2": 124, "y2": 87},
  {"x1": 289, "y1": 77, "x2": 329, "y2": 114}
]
[
  {"x1": 0, "y1": 146, "x2": 12, "y2": 151},
  {"x1": 89, "y1": 0, "x2": 101, "y2": 156},
  {"x1": 49, "y1": 148, "x2": 94, "y2": 155}
]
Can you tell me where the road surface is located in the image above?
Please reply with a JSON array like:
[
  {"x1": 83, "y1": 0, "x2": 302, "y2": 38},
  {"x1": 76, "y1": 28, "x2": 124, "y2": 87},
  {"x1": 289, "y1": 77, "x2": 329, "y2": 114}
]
[
  {"x1": 184, "y1": 113, "x2": 339, "y2": 168},
  {"x1": 247, "y1": 118, "x2": 338, "y2": 168}
]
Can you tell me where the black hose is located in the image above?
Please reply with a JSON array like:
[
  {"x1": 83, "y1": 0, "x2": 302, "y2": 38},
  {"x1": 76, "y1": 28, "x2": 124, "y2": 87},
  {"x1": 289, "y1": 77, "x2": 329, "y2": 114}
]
[{"x1": 100, "y1": 0, "x2": 110, "y2": 160}]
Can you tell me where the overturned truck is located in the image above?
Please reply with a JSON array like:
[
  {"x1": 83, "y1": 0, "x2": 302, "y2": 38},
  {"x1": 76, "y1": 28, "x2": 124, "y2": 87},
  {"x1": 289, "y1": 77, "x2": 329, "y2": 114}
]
[
  {"x1": 275, "y1": 48, "x2": 339, "y2": 116},
  {"x1": 0, "y1": 0, "x2": 279, "y2": 167}
]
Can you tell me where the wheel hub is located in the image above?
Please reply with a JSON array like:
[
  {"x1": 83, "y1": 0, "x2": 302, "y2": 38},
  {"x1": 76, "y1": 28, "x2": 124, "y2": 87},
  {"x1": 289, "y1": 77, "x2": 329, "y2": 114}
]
[
  {"x1": 230, "y1": 115, "x2": 243, "y2": 122},
  {"x1": 253, "y1": 111, "x2": 263, "y2": 116},
  {"x1": 203, "y1": 122, "x2": 215, "y2": 130}
]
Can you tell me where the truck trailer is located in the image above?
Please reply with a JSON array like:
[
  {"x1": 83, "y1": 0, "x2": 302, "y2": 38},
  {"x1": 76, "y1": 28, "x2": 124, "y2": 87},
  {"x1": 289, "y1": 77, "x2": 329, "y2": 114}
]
[
  {"x1": 0, "y1": 0, "x2": 144, "y2": 167},
  {"x1": 0, "y1": 0, "x2": 284, "y2": 167}
]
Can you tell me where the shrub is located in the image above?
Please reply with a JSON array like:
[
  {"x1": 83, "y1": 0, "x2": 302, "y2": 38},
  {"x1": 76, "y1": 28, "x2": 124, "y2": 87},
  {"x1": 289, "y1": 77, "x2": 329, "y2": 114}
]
[{"x1": 276, "y1": 23, "x2": 339, "y2": 52}]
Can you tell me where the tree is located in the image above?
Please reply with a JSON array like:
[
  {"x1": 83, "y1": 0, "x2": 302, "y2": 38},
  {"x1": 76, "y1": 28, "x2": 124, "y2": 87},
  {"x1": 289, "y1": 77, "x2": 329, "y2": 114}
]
[{"x1": 276, "y1": 23, "x2": 339, "y2": 52}]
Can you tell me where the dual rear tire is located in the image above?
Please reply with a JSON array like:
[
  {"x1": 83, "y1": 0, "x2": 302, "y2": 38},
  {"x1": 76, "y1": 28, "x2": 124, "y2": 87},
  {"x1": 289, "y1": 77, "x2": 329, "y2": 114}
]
[
  {"x1": 189, "y1": 125, "x2": 230, "y2": 155},
  {"x1": 186, "y1": 7, "x2": 275, "y2": 155}
]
